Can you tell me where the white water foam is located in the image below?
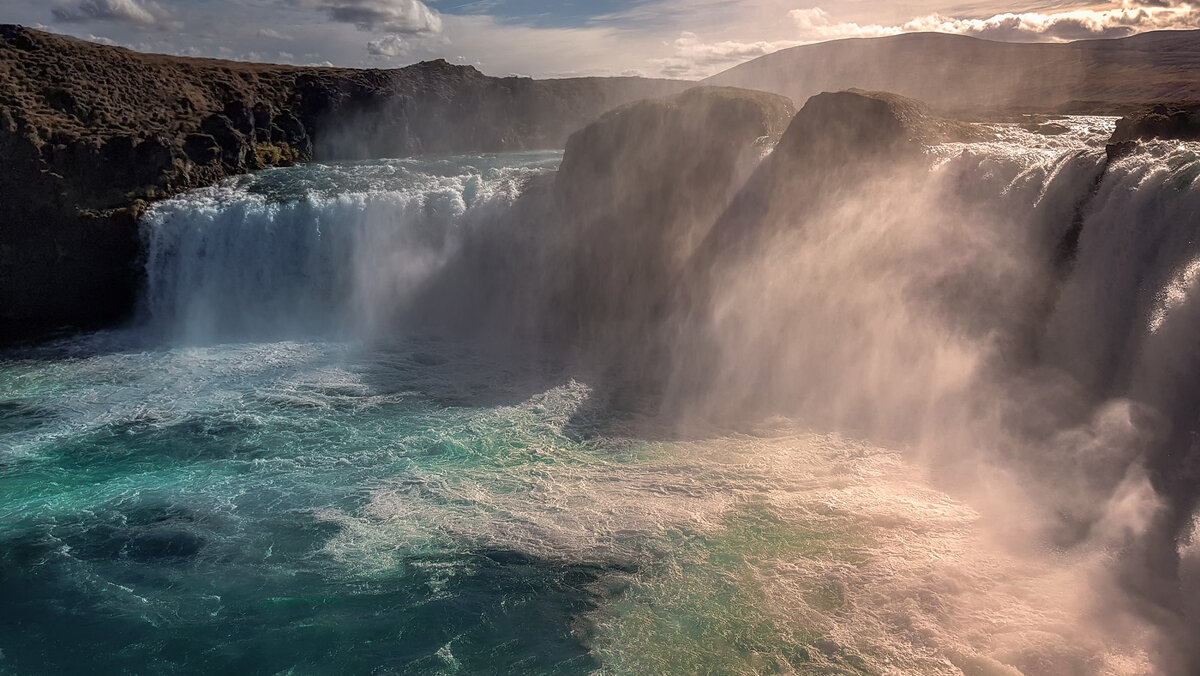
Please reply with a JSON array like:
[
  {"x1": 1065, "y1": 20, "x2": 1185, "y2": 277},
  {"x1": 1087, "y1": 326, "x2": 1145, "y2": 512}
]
[{"x1": 140, "y1": 153, "x2": 559, "y2": 343}]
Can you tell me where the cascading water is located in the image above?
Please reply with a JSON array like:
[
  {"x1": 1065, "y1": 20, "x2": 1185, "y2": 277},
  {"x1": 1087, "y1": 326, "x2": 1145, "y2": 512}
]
[
  {"x1": 140, "y1": 152, "x2": 560, "y2": 343},
  {"x1": 4, "y1": 121, "x2": 1200, "y2": 674}
]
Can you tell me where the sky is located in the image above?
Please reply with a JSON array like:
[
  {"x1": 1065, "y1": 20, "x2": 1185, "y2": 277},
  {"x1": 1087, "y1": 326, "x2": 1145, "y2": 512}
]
[{"x1": 5, "y1": 0, "x2": 1200, "y2": 78}]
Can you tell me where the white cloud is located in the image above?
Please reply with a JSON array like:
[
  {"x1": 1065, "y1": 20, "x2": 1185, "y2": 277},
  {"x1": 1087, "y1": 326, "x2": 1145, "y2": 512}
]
[
  {"x1": 653, "y1": 32, "x2": 802, "y2": 78},
  {"x1": 51, "y1": 0, "x2": 163, "y2": 25},
  {"x1": 256, "y1": 28, "x2": 294, "y2": 40},
  {"x1": 367, "y1": 34, "x2": 407, "y2": 56},
  {"x1": 787, "y1": 7, "x2": 898, "y2": 40},
  {"x1": 788, "y1": 1, "x2": 1200, "y2": 43},
  {"x1": 293, "y1": 0, "x2": 441, "y2": 34},
  {"x1": 655, "y1": 0, "x2": 1200, "y2": 79}
]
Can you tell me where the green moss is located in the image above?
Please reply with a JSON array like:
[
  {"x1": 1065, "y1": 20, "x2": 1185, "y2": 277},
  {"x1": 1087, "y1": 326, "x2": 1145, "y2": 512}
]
[{"x1": 254, "y1": 142, "x2": 301, "y2": 168}]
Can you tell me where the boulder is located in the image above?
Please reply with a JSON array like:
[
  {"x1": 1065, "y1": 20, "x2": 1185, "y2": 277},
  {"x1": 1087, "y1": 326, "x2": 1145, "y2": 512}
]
[
  {"x1": 1105, "y1": 102, "x2": 1200, "y2": 161},
  {"x1": 547, "y1": 86, "x2": 794, "y2": 348},
  {"x1": 1110, "y1": 103, "x2": 1200, "y2": 143},
  {"x1": 694, "y1": 89, "x2": 978, "y2": 264},
  {"x1": 772, "y1": 89, "x2": 982, "y2": 163}
]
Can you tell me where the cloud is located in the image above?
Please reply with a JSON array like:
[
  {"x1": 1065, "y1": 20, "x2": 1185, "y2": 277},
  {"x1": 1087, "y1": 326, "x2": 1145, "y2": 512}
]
[
  {"x1": 51, "y1": 0, "x2": 163, "y2": 25},
  {"x1": 367, "y1": 34, "x2": 407, "y2": 56},
  {"x1": 786, "y1": 8, "x2": 898, "y2": 40},
  {"x1": 788, "y1": 1, "x2": 1200, "y2": 43},
  {"x1": 293, "y1": 0, "x2": 441, "y2": 34},
  {"x1": 256, "y1": 28, "x2": 294, "y2": 40},
  {"x1": 654, "y1": 31, "x2": 801, "y2": 78},
  {"x1": 652, "y1": 0, "x2": 1200, "y2": 78}
]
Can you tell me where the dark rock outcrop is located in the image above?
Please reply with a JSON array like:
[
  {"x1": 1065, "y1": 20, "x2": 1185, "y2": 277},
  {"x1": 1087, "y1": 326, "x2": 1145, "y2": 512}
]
[
  {"x1": 1110, "y1": 102, "x2": 1200, "y2": 143},
  {"x1": 1104, "y1": 102, "x2": 1200, "y2": 161},
  {"x1": 0, "y1": 24, "x2": 687, "y2": 341},
  {"x1": 694, "y1": 90, "x2": 980, "y2": 263},
  {"x1": 550, "y1": 87, "x2": 794, "y2": 338},
  {"x1": 1105, "y1": 140, "x2": 1139, "y2": 162},
  {"x1": 416, "y1": 86, "x2": 795, "y2": 396}
]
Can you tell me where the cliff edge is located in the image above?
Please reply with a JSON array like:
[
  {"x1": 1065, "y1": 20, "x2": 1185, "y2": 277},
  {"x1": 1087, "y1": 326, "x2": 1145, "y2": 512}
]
[{"x1": 0, "y1": 25, "x2": 687, "y2": 340}]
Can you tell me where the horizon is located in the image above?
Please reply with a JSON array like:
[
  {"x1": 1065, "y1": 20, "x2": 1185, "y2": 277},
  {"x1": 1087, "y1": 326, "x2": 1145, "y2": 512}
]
[
  {"x1": 5, "y1": 0, "x2": 1200, "y2": 79},
  {"x1": 8, "y1": 20, "x2": 1200, "y2": 83}
]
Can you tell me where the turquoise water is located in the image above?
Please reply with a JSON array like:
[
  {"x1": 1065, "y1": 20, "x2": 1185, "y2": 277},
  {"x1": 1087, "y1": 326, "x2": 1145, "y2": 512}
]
[
  {"x1": 2, "y1": 332, "x2": 1123, "y2": 675},
  {"x1": 0, "y1": 336, "x2": 617, "y2": 674},
  {"x1": 0, "y1": 335, "x2": 887, "y2": 674},
  {"x1": 0, "y1": 149, "x2": 1151, "y2": 674}
]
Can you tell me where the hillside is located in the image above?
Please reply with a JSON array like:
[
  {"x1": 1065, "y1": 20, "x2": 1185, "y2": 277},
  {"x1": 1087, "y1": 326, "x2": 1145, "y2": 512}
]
[{"x1": 705, "y1": 30, "x2": 1200, "y2": 116}]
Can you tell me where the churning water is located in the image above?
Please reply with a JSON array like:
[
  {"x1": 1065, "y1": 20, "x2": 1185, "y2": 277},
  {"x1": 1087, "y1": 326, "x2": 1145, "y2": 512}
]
[{"x1": 3, "y1": 130, "x2": 1200, "y2": 674}]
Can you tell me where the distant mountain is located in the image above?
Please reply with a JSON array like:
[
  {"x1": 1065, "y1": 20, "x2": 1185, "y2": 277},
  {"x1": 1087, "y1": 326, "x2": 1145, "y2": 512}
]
[{"x1": 704, "y1": 30, "x2": 1200, "y2": 116}]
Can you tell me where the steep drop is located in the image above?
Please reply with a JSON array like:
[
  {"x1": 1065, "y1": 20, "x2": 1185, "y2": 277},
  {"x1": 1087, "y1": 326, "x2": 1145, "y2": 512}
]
[{"x1": 139, "y1": 153, "x2": 559, "y2": 343}]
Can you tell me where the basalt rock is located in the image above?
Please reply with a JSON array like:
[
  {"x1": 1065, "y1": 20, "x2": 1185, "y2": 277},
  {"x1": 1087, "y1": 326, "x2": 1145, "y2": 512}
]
[
  {"x1": 415, "y1": 86, "x2": 795, "y2": 396},
  {"x1": 1110, "y1": 102, "x2": 1200, "y2": 143},
  {"x1": 547, "y1": 87, "x2": 794, "y2": 361},
  {"x1": 1099, "y1": 103, "x2": 1200, "y2": 165},
  {"x1": 1105, "y1": 102, "x2": 1200, "y2": 161},
  {"x1": 695, "y1": 89, "x2": 982, "y2": 264}
]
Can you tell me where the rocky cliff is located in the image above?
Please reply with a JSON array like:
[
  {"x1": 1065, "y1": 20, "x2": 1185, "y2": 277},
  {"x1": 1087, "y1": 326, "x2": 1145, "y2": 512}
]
[
  {"x1": 549, "y1": 87, "x2": 794, "y2": 341},
  {"x1": 0, "y1": 25, "x2": 687, "y2": 340},
  {"x1": 1102, "y1": 102, "x2": 1200, "y2": 160},
  {"x1": 1110, "y1": 102, "x2": 1200, "y2": 143},
  {"x1": 692, "y1": 89, "x2": 983, "y2": 267},
  {"x1": 416, "y1": 85, "x2": 794, "y2": 383}
]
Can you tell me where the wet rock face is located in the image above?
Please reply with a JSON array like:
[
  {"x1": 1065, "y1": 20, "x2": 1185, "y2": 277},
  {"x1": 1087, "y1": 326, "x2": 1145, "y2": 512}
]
[
  {"x1": 774, "y1": 89, "x2": 984, "y2": 165},
  {"x1": 658, "y1": 90, "x2": 980, "y2": 420},
  {"x1": 413, "y1": 86, "x2": 795, "y2": 399},
  {"x1": 0, "y1": 24, "x2": 687, "y2": 341},
  {"x1": 544, "y1": 87, "x2": 795, "y2": 358},
  {"x1": 556, "y1": 86, "x2": 794, "y2": 219},
  {"x1": 1110, "y1": 103, "x2": 1200, "y2": 143},
  {"x1": 695, "y1": 89, "x2": 978, "y2": 264},
  {"x1": 1105, "y1": 103, "x2": 1200, "y2": 160}
]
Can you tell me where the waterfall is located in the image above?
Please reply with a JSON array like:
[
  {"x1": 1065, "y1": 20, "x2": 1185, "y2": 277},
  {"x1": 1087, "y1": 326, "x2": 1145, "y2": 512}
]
[
  {"x1": 29, "y1": 118, "x2": 1200, "y2": 675},
  {"x1": 135, "y1": 131, "x2": 1200, "y2": 616},
  {"x1": 139, "y1": 153, "x2": 560, "y2": 343}
]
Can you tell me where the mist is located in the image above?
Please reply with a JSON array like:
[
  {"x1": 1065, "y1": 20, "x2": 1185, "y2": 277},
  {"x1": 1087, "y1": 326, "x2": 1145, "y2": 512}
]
[
  {"x1": 15, "y1": 13, "x2": 1200, "y2": 674},
  {"x1": 30, "y1": 82, "x2": 1200, "y2": 676},
  {"x1": 385, "y1": 92, "x2": 1200, "y2": 673}
]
